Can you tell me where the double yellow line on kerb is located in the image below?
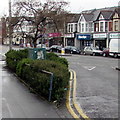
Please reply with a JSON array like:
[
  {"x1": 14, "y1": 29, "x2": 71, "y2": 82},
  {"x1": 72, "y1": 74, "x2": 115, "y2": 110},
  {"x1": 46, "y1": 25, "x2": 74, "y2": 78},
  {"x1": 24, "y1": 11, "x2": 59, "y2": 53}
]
[{"x1": 66, "y1": 69, "x2": 91, "y2": 120}]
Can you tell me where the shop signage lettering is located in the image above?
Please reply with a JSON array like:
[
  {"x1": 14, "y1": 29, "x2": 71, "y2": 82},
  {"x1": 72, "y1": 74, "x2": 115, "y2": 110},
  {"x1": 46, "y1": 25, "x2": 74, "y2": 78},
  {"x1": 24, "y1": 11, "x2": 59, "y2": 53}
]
[
  {"x1": 77, "y1": 34, "x2": 91, "y2": 40},
  {"x1": 78, "y1": 36, "x2": 87, "y2": 39},
  {"x1": 110, "y1": 33, "x2": 120, "y2": 38},
  {"x1": 93, "y1": 33, "x2": 107, "y2": 38}
]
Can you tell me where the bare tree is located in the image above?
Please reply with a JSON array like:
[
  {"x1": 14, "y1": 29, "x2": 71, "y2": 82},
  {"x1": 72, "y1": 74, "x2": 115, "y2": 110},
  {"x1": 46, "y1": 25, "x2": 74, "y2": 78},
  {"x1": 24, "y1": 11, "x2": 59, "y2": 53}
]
[{"x1": 12, "y1": 0, "x2": 69, "y2": 47}]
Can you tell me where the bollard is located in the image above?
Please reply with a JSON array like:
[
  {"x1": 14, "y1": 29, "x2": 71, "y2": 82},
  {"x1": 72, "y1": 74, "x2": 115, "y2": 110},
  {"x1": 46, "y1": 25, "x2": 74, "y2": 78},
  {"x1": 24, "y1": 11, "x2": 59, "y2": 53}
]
[{"x1": 61, "y1": 48, "x2": 65, "y2": 55}]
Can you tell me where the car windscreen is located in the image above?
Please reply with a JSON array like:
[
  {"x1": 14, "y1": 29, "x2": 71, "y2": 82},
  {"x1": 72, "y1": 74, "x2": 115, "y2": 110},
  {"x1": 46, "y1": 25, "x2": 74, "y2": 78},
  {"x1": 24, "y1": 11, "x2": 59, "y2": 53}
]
[{"x1": 92, "y1": 47, "x2": 99, "y2": 50}]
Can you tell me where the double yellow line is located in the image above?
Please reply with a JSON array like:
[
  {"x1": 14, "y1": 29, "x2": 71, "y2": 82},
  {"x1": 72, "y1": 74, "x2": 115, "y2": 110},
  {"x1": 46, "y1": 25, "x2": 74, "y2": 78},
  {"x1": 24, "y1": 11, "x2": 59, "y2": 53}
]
[{"x1": 66, "y1": 69, "x2": 91, "y2": 120}]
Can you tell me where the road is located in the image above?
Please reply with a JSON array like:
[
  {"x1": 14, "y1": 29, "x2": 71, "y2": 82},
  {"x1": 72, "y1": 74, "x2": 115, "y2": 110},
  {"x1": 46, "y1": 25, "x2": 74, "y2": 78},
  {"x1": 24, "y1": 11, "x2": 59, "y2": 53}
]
[
  {"x1": 0, "y1": 45, "x2": 72, "y2": 119},
  {"x1": 63, "y1": 54, "x2": 119, "y2": 118}
]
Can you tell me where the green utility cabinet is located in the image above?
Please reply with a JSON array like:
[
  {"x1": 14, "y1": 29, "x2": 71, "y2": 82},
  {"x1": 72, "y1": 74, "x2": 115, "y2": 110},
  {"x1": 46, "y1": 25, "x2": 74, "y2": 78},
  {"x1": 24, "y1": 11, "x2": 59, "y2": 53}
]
[{"x1": 28, "y1": 48, "x2": 46, "y2": 60}]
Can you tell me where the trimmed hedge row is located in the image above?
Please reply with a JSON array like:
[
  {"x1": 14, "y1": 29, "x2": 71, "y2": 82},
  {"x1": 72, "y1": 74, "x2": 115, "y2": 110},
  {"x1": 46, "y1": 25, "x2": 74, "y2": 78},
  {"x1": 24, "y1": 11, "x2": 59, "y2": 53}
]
[
  {"x1": 16, "y1": 58, "x2": 69, "y2": 102},
  {"x1": 46, "y1": 52, "x2": 69, "y2": 68},
  {"x1": 5, "y1": 49, "x2": 28, "y2": 72},
  {"x1": 5, "y1": 49, "x2": 70, "y2": 103}
]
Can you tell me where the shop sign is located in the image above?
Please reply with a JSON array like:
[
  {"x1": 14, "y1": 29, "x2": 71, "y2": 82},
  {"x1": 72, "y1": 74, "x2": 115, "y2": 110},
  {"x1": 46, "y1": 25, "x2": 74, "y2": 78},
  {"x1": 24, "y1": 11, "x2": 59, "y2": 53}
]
[
  {"x1": 77, "y1": 34, "x2": 91, "y2": 40},
  {"x1": 109, "y1": 33, "x2": 120, "y2": 39},
  {"x1": 93, "y1": 33, "x2": 107, "y2": 38},
  {"x1": 64, "y1": 33, "x2": 74, "y2": 38},
  {"x1": 48, "y1": 33, "x2": 61, "y2": 37}
]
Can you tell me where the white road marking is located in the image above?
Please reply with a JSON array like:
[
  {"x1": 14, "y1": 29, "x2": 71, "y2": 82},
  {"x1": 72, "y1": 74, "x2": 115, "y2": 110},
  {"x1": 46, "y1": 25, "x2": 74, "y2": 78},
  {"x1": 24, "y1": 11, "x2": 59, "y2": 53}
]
[
  {"x1": 111, "y1": 66, "x2": 118, "y2": 70},
  {"x1": 83, "y1": 66, "x2": 96, "y2": 71}
]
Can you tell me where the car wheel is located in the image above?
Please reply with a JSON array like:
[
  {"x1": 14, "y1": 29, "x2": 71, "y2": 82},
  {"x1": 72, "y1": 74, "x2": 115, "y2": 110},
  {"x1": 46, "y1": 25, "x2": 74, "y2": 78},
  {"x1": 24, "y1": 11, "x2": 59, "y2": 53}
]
[
  {"x1": 83, "y1": 52, "x2": 86, "y2": 55},
  {"x1": 93, "y1": 53, "x2": 96, "y2": 56},
  {"x1": 70, "y1": 51, "x2": 73, "y2": 54},
  {"x1": 114, "y1": 54, "x2": 118, "y2": 58},
  {"x1": 103, "y1": 53, "x2": 106, "y2": 57}
]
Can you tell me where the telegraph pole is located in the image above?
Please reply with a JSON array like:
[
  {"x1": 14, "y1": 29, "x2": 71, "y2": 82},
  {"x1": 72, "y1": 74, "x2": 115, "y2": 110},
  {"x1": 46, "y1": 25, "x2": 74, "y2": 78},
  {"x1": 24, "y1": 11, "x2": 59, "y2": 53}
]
[{"x1": 9, "y1": 0, "x2": 12, "y2": 50}]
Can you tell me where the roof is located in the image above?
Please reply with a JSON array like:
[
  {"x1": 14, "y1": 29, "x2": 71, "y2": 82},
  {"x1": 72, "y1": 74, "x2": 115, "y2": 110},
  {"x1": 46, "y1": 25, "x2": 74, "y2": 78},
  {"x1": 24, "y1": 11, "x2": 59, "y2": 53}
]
[
  {"x1": 115, "y1": 7, "x2": 120, "y2": 16},
  {"x1": 100, "y1": 10, "x2": 113, "y2": 19},
  {"x1": 67, "y1": 6, "x2": 118, "y2": 23},
  {"x1": 69, "y1": 14, "x2": 81, "y2": 23}
]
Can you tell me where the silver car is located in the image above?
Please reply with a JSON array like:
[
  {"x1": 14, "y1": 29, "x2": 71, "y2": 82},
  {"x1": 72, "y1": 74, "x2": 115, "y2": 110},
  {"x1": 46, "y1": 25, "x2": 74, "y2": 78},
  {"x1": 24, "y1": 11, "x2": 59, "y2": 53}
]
[{"x1": 83, "y1": 46, "x2": 103, "y2": 56}]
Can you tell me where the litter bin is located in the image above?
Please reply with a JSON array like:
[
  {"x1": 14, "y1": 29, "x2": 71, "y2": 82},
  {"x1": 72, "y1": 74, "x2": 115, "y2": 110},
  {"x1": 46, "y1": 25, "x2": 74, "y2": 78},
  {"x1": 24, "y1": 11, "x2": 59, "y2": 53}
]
[{"x1": 28, "y1": 48, "x2": 46, "y2": 60}]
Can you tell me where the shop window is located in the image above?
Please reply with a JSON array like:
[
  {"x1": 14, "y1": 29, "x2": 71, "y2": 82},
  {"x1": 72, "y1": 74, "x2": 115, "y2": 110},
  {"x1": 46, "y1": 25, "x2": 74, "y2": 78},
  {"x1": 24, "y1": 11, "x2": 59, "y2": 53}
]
[{"x1": 84, "y1": 41, "x2": 91, "y2": 46}]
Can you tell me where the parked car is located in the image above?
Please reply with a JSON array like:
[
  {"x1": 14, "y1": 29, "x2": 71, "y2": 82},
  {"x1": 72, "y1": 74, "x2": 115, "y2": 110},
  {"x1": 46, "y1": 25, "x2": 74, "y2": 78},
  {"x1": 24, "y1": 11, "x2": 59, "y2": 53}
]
[
  {"x1": 49, "y1": 45, "x2": 62, "y2": 53},
  {"x1": 102, "y1": 48, "x2": 109, "y2": 57},
  {"x1": 83, "y1": 46, "x2": 103, "y2": 56},
  {"x1": 20, "y1": 43, "x2": 31, "y2": 48},
  {"x1": 37, "y1": 44, "x2": 50, "y2": 51},
  {"x1": 64, "y1": 46, "x2": 81, "y2": 54}
]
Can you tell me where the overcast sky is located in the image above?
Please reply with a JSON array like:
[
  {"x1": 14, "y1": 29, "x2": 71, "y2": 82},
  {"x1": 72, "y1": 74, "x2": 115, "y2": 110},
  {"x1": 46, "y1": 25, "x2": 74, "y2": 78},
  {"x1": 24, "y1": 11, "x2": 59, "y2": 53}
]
[{"x1": 0, "y1": 0, "x2": 120, "y2": 17}]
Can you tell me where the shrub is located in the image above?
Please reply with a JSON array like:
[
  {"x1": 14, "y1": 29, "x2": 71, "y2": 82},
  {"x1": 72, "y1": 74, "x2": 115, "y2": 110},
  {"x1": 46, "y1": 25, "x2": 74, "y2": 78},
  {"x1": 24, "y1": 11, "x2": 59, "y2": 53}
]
[
  {"x1": 16, "y1": 58, "x2": 33, "y2": 77},
  {"x1": 6, "y1": 49, "x2": 70, "y2": 103},
  {"x1": 16, "y1": 59, "x2": 70, "y2": 102},
  {"x1": 46, "y1": 52, "x2": 69, "y2": 67},
  {"x1": 5, "y1": 49, "x2": 28, "y2": 71}
]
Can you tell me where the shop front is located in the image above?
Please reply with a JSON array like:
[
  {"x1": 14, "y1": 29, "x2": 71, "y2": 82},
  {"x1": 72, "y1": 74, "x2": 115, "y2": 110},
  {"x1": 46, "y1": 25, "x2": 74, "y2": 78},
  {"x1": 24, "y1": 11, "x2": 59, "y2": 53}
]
[
  {"x1": 76, "y1": 34, "x2": 93, "y2": 51},
  {"x1": 48, "y1": 33, "x2": 62, "y2": 47},
  {"x1": 64, "y1": 33, "x2": 74, "y2": 46},
  {"x1": 109, "y1": 33, "x2": 120, "y2": 39},
  {"x1": 109, "y1": 32, "x2": 120, "y2": 46},
  {"x1": 93, "y1": 33, "x2": 108, "y2": 50}
]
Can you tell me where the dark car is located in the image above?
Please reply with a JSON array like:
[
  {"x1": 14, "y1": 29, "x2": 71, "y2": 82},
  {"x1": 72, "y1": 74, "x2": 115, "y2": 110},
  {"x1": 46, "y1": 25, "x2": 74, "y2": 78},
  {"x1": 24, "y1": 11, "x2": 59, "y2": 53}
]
[
  {"x1": 64, "y1": 46, "x2": 81, "y2": 54},
  {"x1": 102, "y1": 48, "x2": 109, "y2": 57},
  {"x1": 49, "y1": 45, "x2": 62, "y2": 53}
]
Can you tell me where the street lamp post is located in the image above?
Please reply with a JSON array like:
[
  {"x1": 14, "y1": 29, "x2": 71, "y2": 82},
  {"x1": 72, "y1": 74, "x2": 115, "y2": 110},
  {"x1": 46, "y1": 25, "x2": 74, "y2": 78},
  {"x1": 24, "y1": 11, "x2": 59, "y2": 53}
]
[{"x1": 9, "y1": 0, "x2": 12, "y2": 50}]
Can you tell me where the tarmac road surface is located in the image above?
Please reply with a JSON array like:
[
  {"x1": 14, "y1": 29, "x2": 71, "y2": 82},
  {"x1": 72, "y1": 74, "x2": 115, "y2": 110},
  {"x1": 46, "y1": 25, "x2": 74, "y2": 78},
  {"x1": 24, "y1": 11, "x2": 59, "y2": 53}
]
[{"x1": 63, "y1": 54, "x2": 119, "y2": 119}]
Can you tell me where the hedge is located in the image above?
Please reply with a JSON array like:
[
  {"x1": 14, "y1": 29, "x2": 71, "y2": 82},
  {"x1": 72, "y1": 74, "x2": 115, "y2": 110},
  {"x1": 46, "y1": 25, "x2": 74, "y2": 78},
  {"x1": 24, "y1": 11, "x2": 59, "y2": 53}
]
[
  {"x1": 5, "y1": 49, "x2": 70, "y2": 103},
  {"x1": 16, "y1": 59, "x2": 69, "y2": 102},
  {"x1": 5, "y1": 49, "x2": 28, "y2": 72},
  {"x1": 46, "y1": 52, "x2": 69, "y2": 68}
]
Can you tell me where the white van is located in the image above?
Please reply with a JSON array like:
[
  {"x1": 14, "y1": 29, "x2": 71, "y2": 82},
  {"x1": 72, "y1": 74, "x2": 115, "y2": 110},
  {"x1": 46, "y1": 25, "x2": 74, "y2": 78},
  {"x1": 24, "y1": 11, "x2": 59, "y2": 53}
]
[{"x1": 109, "y1": 39, "x2": 120, "y2": 57}]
